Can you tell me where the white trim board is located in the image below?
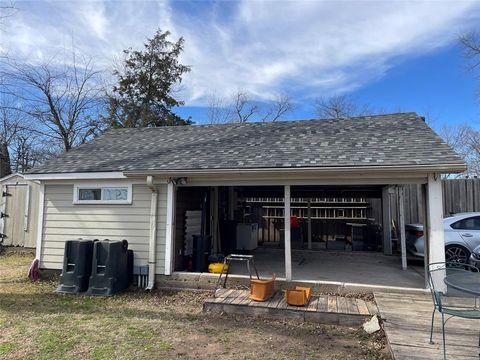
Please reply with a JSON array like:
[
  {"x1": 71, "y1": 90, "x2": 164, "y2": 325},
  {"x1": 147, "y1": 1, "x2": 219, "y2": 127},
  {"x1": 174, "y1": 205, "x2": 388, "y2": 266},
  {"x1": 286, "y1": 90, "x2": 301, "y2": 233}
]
[
  {"x1": 24, "y1": 172, "x2": 127, "y2": 181},
  {"x1": 35, "y1": 183, "x2": 45, "y2": 261}
]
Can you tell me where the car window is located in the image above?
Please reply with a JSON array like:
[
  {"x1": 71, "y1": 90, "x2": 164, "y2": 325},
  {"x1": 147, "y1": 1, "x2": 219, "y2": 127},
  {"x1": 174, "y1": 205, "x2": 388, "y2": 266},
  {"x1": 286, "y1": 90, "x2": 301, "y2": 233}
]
[{"x1": 451, "y1": 217, "x2": 480, "y2": 230}]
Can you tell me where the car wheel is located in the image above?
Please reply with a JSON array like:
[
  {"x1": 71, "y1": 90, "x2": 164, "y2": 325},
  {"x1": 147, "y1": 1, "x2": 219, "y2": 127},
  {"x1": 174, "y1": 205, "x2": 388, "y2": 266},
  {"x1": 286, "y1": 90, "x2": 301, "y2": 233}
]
[{"x1": 445, "y1": 245, "x2": 470, "y2": 264}]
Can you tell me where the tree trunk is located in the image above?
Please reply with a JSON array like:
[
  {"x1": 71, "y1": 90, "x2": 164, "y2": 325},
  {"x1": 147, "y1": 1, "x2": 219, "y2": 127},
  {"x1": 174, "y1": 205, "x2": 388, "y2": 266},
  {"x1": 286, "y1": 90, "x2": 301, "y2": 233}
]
[{"x1": 0, "y1": 142, "x2": 12, "y2": 178}]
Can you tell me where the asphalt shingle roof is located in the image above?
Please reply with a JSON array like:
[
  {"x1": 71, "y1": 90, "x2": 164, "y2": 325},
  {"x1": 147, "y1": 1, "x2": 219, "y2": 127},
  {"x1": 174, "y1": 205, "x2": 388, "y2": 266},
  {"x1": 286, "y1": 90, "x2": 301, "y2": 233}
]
[{"x1": 29, "y1": 112, "x2": 465, "y2": 174}]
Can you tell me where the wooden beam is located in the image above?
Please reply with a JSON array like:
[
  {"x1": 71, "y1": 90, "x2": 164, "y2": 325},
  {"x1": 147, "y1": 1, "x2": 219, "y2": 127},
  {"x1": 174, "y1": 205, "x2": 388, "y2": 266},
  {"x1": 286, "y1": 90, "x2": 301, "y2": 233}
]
[
  {"x1": 426, "y1": 173, "x2": 446, "y2": 293},
  {"x1": 382, "y1": 186, "x2": 393, "y2": 255},
  {"x1": 398, "y1": 186, "x2": 407, "y2": 270},
  {"x1": 228, "y1": 186, "x2": 235, "y2": 220},
  {"x1": 307, "y1": 198, "x2": 312, "y2": 250},
  {"x1": 422, "y1": 184, "x2": 429, "y2": 289},
  {"x1": 284, "y1": 185, "x2": 292, "y2": 281}
]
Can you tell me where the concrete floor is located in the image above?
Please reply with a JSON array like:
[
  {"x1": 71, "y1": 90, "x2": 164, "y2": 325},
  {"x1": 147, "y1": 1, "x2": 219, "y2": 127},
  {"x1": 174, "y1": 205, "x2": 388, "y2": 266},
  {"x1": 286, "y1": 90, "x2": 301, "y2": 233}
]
[{"x1": 227, "y1": 248, "x2": 426, "y2": 290}]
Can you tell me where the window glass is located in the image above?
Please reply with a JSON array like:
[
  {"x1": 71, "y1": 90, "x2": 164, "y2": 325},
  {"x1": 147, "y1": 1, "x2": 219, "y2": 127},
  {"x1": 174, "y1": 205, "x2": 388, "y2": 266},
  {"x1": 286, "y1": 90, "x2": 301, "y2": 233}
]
[
  {"x1": 103, "y1": 188, "x2": 128, "y2": 201},
  {"x1": 451, "y1": 217, "x2": 480, "y2": 230},
  {"x1": 78, "y1": 188, "x2": 101, "y2": 201}
]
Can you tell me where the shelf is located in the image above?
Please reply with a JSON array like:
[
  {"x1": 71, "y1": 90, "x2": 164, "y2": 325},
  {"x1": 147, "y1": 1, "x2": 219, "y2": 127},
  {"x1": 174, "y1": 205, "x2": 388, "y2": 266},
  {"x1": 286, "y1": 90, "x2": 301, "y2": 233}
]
[{"x1": 243, "y1": 197, "x2": 367, "y2": 204}]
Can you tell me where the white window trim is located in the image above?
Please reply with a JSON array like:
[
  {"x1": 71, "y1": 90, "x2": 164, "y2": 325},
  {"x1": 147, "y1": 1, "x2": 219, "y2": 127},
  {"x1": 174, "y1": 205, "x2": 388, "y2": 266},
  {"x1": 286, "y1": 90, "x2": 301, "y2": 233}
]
[{"x1": 73, "y1": 183, "x2": 133, "y2": 205}]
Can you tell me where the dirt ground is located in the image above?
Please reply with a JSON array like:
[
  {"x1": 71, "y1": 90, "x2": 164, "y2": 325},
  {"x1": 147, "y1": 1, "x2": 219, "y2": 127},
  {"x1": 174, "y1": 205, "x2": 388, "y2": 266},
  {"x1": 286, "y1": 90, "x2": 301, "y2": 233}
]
[{"x1": 0, "y1": 249, "x2": 391, "y2": 360}]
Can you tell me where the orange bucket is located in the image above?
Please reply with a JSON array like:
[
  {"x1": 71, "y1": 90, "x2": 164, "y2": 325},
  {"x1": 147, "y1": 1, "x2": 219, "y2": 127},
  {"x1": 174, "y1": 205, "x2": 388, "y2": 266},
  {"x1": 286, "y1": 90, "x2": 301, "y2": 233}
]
[
  {"x1": 285, "y1": 286, "x2": 312, "y2": 306},
  {"x1": 250, "y1": 274, "x2": 276, "y2": 302}
]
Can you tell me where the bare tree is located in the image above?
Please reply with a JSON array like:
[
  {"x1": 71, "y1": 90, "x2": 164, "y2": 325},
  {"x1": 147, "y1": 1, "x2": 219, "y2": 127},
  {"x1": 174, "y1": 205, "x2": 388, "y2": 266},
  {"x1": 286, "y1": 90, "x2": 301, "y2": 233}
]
[
  {"x1": 1, "y1": 53, "x2": 106, "y2": 151},
  {"x1": 206, "y1": 90, "x2": 295, "y2": 124},
  {"x1": 260, "y1": 93, "x2": 296, "y2": 122},
  {"x1": 439, "y1": 124, "x2": 480, "y2": 178},
  {"x1": 206, "y1": 93, "x2": 232, "y2": 124},
  {"x1": 233, "y1": 91, "x2": 258, "y2": 123},
  {"x1": 0, "y1": 0, "x2": 16, "y2": 28},
  {"x1": 0, "y1": 104, "x2": 22, "y2": 176},
  {"x1": 314, "y1": 95, "x2": 376, "y2": 119},
  {"x1": 460, "y1": 32, "x2": 480, "y2": 71}
]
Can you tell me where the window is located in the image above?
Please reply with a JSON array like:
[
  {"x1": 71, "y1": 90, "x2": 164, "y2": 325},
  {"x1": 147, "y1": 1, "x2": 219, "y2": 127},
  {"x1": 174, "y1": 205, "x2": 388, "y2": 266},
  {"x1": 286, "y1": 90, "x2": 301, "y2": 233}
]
[
  {"x1": 74, "y1": 184, "x2": 132, "y2": 204},
  {"x1": 451, "y1": 217, "x2": 480, "y2": 230}
]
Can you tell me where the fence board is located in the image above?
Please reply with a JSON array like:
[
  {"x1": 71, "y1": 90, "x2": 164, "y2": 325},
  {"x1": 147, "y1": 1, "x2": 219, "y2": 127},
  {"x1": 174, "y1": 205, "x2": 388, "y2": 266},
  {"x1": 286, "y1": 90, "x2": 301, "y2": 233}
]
[{"x1": 382, "y1": 179, "x2": 480, "y2": 225}]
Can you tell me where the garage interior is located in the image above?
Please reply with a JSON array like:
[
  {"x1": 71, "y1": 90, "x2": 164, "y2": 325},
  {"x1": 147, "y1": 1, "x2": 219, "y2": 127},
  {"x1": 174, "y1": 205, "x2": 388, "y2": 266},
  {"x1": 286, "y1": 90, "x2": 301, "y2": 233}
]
[{"x1": 173, "y1": 185, "x2": 426, "y2": 289}]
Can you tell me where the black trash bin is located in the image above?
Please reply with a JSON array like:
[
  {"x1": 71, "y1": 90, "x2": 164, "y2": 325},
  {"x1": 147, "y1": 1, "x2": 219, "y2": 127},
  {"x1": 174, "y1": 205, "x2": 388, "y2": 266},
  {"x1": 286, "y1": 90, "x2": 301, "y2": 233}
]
[
  {"x1": 192, "y1": 235, "x2": 211, "y2": 272},
  {"x1": 86, "y1": 239, "x2": 129, "y2": 296},
  {"x1": 56, "y1": 239, "x2": 95, "y2": 294}
]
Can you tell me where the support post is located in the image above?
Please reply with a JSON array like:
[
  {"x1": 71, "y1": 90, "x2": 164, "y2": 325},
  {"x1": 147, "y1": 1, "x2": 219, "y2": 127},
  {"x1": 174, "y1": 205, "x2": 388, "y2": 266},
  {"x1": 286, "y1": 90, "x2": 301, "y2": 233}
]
[
  {"x1": 164, "y1": 181, "x2": 176, "y2": 276},
  {"x1": 382, "y1": 186, "x2": 393, "y2": 255},
  {"x1": 398, "y1": 186, "x2": 407, "y2": 270},
  {"x1": 422, "y1": 184, "x2": 430, "y2": 289},
  {"x1": 147, "y1": 176, "x2": 158, "y2": 289},
  {"x1": 307, "y1": 198, "x2": 312, "y2": 250},
  {"x1": 284, "y1": 185, "x2": 292, "y2": 281},
  {"x1": 213, "y1": 186, "x2": 219, "y2": 253},
  {"x1": 426, "y1": 173, "x2": 446, "y2": 292},
  {"x1": 35, "y1": 183, "x2": 45, "y2": 262},
  {"x1": 228, "y1": 187, "x2": 235, "y2": 220}
]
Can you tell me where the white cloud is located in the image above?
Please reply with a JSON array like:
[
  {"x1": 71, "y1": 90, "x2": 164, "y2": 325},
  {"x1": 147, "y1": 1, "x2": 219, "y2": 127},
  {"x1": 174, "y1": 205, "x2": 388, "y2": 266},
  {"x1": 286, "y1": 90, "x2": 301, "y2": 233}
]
[{"x1": 2, "y1": 0, "x2": 480, "y2": 105}]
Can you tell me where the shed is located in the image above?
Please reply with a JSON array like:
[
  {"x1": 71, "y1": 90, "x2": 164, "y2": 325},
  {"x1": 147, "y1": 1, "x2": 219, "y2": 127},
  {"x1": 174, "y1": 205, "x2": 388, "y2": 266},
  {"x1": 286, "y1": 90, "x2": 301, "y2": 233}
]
[{"x1": 0, "y1": 173, "x2": 40, "y2": 248}]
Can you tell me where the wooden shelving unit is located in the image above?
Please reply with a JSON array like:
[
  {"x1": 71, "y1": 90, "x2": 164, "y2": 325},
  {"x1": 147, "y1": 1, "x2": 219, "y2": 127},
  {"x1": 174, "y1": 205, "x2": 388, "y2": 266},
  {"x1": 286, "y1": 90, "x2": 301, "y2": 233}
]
[{"x1": 243, "y1": 197, "x2": 368, "y2": 220}]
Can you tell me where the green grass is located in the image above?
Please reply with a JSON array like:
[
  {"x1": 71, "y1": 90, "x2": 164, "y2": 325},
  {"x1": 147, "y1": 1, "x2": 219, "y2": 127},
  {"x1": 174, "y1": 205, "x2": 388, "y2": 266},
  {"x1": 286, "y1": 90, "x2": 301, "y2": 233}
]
[
  {"x1": 0, "y1": 250, "x2": 389, "y2": 360},
  {"x1": 0, "y1": 342, "x2": 17, "y2": 355}
]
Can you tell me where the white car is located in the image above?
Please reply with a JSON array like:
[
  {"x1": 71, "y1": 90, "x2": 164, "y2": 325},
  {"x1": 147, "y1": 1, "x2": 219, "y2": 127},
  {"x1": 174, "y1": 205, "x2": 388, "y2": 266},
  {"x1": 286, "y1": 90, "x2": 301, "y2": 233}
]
[{"x1": 406, "y1": 212, "x2": 480, "y2": 264}]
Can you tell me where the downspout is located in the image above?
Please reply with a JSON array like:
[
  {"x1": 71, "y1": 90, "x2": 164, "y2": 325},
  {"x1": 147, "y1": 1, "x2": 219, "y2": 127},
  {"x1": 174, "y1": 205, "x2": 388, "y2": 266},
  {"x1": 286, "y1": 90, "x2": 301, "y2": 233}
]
[{"x1": 146, "y1": 176, "x2": 158, "y2": 290}]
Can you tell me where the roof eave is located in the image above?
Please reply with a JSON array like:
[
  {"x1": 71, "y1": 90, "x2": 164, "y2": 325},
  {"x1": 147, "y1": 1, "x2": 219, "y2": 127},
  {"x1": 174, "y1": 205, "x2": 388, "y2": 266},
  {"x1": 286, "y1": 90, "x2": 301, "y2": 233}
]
[{"x1": 123, "y1": 163, "x2": 468, "y2": 177}]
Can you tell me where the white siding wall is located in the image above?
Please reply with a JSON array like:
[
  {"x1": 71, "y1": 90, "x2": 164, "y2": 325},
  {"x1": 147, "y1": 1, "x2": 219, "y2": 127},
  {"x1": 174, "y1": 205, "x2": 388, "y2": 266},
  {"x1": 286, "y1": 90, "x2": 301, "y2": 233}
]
[{"x1": 41, "y1": 183, "x2": 167, "y2": 274}]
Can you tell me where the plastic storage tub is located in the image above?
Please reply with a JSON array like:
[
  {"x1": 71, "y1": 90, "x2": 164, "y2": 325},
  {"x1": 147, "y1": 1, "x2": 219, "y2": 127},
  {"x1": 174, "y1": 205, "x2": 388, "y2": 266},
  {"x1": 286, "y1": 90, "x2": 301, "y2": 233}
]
[
  {"x1": 250, "y1": 274, "x2": 276, "y2": 301},
  {"x1": 285, "y1": 286, "x2": 312, "y2": 306}
]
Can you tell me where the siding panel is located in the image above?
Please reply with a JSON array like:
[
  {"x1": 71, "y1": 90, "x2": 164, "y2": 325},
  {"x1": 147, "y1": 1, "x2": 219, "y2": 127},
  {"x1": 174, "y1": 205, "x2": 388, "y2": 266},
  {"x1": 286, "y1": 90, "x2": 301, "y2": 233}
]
[{"x1": 41, "y1": 183, "x2": 168, "y2": 275}]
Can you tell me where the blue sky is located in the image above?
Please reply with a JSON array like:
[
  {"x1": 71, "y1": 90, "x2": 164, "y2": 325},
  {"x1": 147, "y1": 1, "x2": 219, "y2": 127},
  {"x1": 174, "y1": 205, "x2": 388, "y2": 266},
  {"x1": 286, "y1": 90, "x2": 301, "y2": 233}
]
[{"x1": 3, "y1": 0, "x2": 480, "y2": 129}]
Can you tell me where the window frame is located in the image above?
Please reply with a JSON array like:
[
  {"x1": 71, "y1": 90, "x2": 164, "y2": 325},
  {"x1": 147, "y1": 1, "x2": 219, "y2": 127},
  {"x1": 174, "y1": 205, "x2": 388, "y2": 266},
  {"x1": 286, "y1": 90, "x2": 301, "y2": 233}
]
[{"x1": 73, "y1": 183, "x2": 133, "y2": 205}]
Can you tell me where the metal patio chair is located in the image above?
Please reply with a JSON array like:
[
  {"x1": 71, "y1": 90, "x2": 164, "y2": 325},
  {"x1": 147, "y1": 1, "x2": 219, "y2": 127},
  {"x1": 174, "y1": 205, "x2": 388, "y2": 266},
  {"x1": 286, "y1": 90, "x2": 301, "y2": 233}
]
[{"x1": 428, "y1": 262, "x2": 480, "y2": 359}]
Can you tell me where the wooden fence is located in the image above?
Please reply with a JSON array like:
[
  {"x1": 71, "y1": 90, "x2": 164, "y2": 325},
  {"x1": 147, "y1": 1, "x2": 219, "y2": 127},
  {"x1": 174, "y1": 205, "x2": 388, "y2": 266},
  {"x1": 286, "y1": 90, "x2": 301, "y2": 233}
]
[{"x1": 387, "y1": 179, "x2": 480, "y2": 225}]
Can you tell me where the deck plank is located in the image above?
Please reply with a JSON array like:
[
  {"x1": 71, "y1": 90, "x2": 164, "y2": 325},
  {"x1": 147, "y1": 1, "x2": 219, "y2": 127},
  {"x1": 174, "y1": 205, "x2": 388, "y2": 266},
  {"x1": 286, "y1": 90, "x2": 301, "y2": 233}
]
[
  {"x1": 356, "y1": 299, "x2": 370, "y2": 315},
  {"x1": 337, "y1": 296, "x2": 349, "y2": 314},
  {"x1": 306, "y1": 296, "x2": 320, "y2": 312},
  {"x1": 317, "y1": 295, "x2": 327, "y2": 312},
  {"x1": 204, "y1": 290, "x2": 371, "y2": 327},
  {"x1": 375, "y1": 292, "x2": 480, "y2": 359},
  {"x1": 327, "y1": 295, "x2": 338, "y2": 313},
  {"x1": 268, "y1": 292, "x2": 284, "y2": 309},
  {"x1": 345, "y1": 297, "x2": 359, "y2": 314}
]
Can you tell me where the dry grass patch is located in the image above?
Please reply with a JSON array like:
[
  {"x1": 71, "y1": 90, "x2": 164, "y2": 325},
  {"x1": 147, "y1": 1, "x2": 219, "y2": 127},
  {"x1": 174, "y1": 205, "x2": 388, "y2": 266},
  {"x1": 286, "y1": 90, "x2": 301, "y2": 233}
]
[{"x1": 0, "y1": 250, "x2": 390, "y2": 360}]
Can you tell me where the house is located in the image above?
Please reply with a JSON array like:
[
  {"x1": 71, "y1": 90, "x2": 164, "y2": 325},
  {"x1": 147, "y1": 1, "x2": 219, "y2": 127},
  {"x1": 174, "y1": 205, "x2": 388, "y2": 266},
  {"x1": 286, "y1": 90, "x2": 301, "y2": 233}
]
[{"x1": 24, "y1": 112, "x2": 466, "y2": 291}]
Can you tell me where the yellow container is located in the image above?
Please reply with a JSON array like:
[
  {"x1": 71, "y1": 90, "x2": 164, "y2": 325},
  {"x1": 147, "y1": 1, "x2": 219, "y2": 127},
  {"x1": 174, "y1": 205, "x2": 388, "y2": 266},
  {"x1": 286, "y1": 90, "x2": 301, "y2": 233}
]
[
  {"x1": 208, "y1": 263, "x2": 228, "y2": 274},
  {"x1": 285, "y1": 286, "x2": 312, "y2": 306}
]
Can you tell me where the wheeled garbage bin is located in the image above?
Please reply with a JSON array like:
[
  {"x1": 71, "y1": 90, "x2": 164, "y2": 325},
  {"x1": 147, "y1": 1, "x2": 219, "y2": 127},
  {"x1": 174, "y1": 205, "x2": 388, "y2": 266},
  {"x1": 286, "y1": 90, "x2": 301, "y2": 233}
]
[
  {"x1": 86, "y1": 239, "x2": 129, "y2": 296},
  {"x1": 56, "y1": 239, "x2": 95, "y2": 294}
]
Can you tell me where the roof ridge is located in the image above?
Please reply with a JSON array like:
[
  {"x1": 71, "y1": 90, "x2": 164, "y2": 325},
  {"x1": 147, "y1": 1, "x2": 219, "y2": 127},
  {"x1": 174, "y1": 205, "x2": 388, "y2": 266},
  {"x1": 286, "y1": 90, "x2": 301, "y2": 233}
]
[{"x1": 104, "y1": 112, "x2": 420, "y2": 132}]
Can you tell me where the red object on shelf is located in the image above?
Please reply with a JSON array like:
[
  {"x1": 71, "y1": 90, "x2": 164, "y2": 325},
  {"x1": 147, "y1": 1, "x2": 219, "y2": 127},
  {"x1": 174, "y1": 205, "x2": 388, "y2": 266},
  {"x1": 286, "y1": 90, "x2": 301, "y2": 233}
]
[{"x1": 291, "y1": 215, "x2": 299, "y2": 228}]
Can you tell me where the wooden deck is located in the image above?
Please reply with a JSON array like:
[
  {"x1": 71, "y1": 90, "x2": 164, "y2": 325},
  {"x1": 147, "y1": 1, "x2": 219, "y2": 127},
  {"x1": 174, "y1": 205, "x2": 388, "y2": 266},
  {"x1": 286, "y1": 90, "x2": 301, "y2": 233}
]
[
  {"x1": 204, "y1": 288, "x2": 378, "y2": 325},
  {"x1": 375, "y1": 292, "x2": 480, "y2": 359}
]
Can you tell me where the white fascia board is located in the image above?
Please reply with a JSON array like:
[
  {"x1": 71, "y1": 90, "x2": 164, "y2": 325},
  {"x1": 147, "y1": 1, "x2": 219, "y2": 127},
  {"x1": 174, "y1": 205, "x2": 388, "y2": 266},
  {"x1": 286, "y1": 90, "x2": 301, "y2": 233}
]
[
  {"x1": 24, "y1": 172, "x2": 127, "y2": 181},
  {"x1": 124, "y1": 163, "x2": 467, "y2": 177}
]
